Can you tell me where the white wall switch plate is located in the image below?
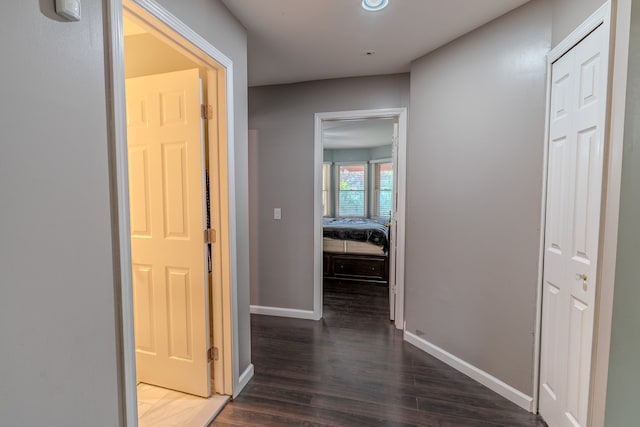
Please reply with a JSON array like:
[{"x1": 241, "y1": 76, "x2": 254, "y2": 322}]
[
  {"x1": 274, "y1": 208, "x2": 282, "y2": 220},
  {"x1": 55, "y1": 0, "x2": 81, "y2": 21}
]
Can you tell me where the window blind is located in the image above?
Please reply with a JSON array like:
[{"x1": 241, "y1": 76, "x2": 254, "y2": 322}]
[
  {"x1": 373, "y1": 162, "x2": 393, "y2": 218},
  {"x1": 338, "y1": 164, "x2": 366, "y2": 217}
]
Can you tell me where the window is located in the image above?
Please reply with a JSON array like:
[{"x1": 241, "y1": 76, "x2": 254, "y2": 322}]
[
  {"x1": 322, "y1": 163, "x2": 331, "y2": 217},
  {"x1": 373, "y1": 161, "x2": 393, "y2": 218},
  {"x1": 338, "y1": 164, "x2": 366, "y2": 217}
]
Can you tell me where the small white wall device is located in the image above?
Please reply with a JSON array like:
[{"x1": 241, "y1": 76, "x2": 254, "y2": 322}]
[{"x1": 55, "y1": 0, "x2": 81, "y2": 22}]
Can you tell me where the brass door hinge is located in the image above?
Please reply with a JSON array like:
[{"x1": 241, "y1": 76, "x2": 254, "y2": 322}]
[
  {"x1": 208, "y1": 347, "x2": 219, "y2": 362},
  {"x1": 201, "y1": 104, "x2": 213, "y2": 120},
  {"x1": 204, "y1": 228, "x2": 216, "y2": 244}
]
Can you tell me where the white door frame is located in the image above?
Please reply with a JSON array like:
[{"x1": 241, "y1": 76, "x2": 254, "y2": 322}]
[
  {"x1": 534, "y1": 2, "x2": 627, "y2": 424},
  {"x1": 105, "y1": 0, "x2": 240, "y2": 425},
  {"x1": 313, "y1": 108, "x2": 408, "y2": 329},
  {"x1": 588, "y1": 1, "x2": 632, "y2": 425}
]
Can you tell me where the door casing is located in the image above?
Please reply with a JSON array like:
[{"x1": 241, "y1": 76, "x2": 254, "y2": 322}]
[
  {"x1": 313, "y1": 108, "x2": 408, "y2": 329},
  {"x1": 106, "y1": 0, "x2": 241, "y2": 425}
]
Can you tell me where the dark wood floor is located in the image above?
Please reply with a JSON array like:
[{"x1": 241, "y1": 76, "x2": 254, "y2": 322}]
[{"x1": 212, "y1": 281, "x2": 547, "y2": 427}]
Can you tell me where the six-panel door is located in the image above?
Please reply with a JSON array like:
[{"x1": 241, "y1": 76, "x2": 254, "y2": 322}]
[
  {"x1": 539, "y1": 24, "x2": 608, "y2": 427},
  {"x1": 126, "y1": 68, "x2": 211, "y2": 398}
]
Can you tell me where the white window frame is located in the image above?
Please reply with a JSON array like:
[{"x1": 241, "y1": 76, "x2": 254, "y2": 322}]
[
  {"x1": 335, "y1": 161, "x2": 368, "y2": 218},
  {"x1": 370, "y1": 158, "x2": 393, "y2": 219},
  {"x1": 322, "y1": 162, "x2": 332, "y2": 217}
]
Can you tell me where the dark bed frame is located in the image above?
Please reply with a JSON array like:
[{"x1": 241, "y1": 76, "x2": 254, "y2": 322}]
[{"x1": 323, "y1": 251, "x2": 389, "y2": 286}]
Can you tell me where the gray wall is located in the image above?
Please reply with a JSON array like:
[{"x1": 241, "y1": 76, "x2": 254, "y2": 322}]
[
  {"x1": 0, "y1": 1, "x2": 120, "y2": 425},
  {"x1": 405, "y1": 0, "x2": 551, "y2": 395},
  {"x1": 551, "y1": 0, "x2": 607, "y2": 46},
  {"x1": 604, "y1": 2, "x2": 640, "y2": 424},
  {"x1": 155, "y1": 0, "x2": 252, "y2": 377},
  {"x1": 249, "y1": 75, "x2": 409, "y2": 309},
  {"x1": 0, "y1": 1, "x2": 249, "y2": 425}
]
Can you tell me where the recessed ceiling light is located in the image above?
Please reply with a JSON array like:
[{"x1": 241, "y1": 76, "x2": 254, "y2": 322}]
[{"x1": 362, "y1": 0, "x2": 389, "y2": 12}]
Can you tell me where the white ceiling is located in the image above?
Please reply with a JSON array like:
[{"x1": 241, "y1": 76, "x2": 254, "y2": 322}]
[
  {"x1": 221, "y1": 0, "x2": 531, "y2": 87},
  {"x1": 323, "y1": 118, "x2": 395, "y2": 150}
]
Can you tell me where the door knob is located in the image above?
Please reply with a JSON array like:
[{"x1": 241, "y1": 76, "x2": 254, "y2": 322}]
[{"x1": 577, "y1": 273, "x2": 588, "y2": 291}]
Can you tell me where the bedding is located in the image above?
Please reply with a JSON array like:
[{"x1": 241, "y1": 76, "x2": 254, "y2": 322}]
[{"x1": 322, "y1": 217, "x2": 389, "y2": 252}]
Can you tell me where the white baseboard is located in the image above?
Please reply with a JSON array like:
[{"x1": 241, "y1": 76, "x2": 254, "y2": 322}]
[
  {"x1": 250, "y1": 305, "x2": 317, "y2": 320},
  {"x1": 403, "y1": 331, "x2": 534, "y2": 413},
  {"x1": 234, "y1": 363, "x2": 254, "y2": 399}
]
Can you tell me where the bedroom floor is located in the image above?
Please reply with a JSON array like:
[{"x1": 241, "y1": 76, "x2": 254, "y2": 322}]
[
  {"x1": 211, "y1": 281, "x2": 547, "y2": 426},
  {"x1": 137, "y1": 382, "x2": 228, "y2": 426}
]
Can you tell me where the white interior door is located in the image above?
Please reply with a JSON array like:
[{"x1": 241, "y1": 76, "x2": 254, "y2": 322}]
[
  {"x1": 126, "y1": 68, "x2": 211, "y2": 398},
  {"x1": 539, "y1": 23, "x2": 608, "y2": 427},
  {"x1": 388, "y1": 121, "x2": 399, "y2": 321}
]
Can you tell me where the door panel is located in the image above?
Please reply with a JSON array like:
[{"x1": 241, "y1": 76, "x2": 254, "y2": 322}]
[
  {"x1": 128, "y1": 146, "x2": 152, "y2": 237},
  {"x1": 546, "y1": 137, "x2": 567, "y2": 253},
  {"x1": 126, "y1": 68, "x2": 210, "y2": 398},
  {"x1": 540, "y1": 283, "x2": 560, "y2": 402},
  {"x1": 566, "y1": 297, "x2": 589, "y2": 423},
  {"x1": 133, "y1": 264, "x2": 155, "y2": 353},
  {"x1": 162, "y1": 142, "x2": 189, "y2": 238},
  {"x1": 539, "y1": 24, "x2": 608, "y2": 427},
  {"x1": 572, "y1": 128, "x2": 598, "y2": 263},
  {"x1": 166, "y1": 267, "x2": 193, "y2": 360}
]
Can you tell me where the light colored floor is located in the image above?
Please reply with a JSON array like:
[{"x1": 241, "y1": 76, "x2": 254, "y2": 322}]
[{"x1": 137, "y1": 383, "x2": 229, "y2": 427}]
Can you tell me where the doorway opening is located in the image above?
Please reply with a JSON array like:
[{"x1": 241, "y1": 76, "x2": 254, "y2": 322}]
[
  {"x1": 108, "y1": 0, "x2": 238, "y2": 425},
  {"x1": 314, "y1": 108, "x2": 408, "y2": 329}
]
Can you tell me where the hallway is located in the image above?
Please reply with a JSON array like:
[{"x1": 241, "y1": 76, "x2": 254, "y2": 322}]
[{"x1": 213, "y1": 282, "x2": 546, "y2": 426}]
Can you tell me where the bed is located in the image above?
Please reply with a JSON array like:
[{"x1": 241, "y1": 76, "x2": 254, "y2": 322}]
[{"x1": 322, "y1": 217, "x2": 390, "y2": 285}]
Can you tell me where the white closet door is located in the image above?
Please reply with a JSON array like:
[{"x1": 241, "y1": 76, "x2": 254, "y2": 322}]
[{"x1": 539, "y1": 23, "x2": 608, "y2": 427}]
